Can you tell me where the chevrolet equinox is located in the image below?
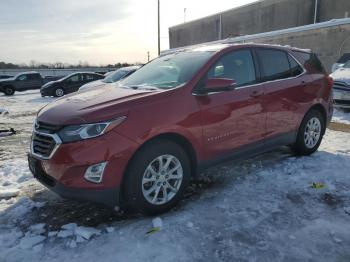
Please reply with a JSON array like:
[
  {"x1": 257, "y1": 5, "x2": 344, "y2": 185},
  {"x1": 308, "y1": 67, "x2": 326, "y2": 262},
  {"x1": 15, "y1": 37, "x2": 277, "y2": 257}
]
[{"x1": 28, "y1": 43, "x2": 333, "y2": 214}]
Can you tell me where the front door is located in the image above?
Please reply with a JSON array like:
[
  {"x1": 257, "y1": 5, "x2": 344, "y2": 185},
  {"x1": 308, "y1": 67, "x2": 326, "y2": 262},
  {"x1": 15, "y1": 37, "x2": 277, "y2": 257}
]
[
  {"x1": 196, "y1": 49, "x2": 266, "y2": 159},
  {"x1": 64, "y1": 74, "x2": 82, "y2": 93}
]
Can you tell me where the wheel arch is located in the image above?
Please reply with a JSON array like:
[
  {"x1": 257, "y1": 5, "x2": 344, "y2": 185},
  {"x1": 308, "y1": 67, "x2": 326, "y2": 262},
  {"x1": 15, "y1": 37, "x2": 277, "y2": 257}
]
[
  {"x1": 3, "y1": 85, "x2": 15, "y2": 95},
  {"x1": 119, "y1": 132, "x2": 199, "y2": 206},
  {"x1": 129, "y1": 132, "x2": 198, "y2": 178},
  {"x1": 307, "y1": 104, "x2": 328, "y2": 130},
  {"x1": 297, "y1": 103, "x2": 328, "y2": 137}
]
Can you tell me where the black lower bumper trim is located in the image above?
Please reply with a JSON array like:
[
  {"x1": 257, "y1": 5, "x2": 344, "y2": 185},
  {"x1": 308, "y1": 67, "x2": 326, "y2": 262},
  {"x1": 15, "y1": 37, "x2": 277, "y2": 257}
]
[{"x1": 28, "y1": 154, "x2": 120, "y2": 208}]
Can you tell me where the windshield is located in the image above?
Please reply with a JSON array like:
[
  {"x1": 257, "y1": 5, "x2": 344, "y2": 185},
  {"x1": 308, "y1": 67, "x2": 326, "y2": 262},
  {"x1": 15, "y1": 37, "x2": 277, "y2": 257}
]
[
  {"x1": 343, "y1": 61, "x2": 350, "y2": 68},
  {"x1": 119, "y1": 51, "x2": 213, "y2": 89},
  {"x1": 337, "y1": 53, "x2": 350, "y2": 63},
  {"x1": 103, "y1": 69, "x2": 129, "y2": 83}
]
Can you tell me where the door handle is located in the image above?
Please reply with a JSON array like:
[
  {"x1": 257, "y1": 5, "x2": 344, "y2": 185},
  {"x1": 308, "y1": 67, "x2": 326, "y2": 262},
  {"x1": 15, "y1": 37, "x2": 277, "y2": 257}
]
[{"x1": 250, "y1": 90, "x2": 263, "y2": 98}]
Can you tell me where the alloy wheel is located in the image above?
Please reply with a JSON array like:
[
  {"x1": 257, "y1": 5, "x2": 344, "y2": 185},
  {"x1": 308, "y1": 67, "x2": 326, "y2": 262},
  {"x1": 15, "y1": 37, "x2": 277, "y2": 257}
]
[
  {"x1": 304, "y1": 117, "x2": 321, "y2": 149},
  {"x1": 141, "y1": 154, "x2": 183, "y2": 205},
  {"x1": 55, "y1": 88, "x2": 64, "y2": 97}
]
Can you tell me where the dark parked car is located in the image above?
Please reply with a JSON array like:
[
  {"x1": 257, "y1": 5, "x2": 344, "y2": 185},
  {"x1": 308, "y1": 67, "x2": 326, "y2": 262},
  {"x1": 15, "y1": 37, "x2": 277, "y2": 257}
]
[
  {"x1": 79, "y1": 66, "x2": 141, "y2": 91},
  {"x1": 40, "y1": 72, "x2": 104, "y2": 97},
  {"x1": 28, "y1": 43, "x2": 333, "y2": 214},
  {"x1": 0, "y1": 75, "x2": 13, "y2": 79},
  {"x1": 0, "y1": 71, "x2": 47, "y2": 95}
]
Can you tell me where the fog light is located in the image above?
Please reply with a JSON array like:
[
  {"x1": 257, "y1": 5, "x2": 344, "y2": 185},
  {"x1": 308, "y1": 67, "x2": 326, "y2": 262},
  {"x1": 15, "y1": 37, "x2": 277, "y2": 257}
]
[{"x1": 84, "y1": 162, "x2": 107, "y2": 183}]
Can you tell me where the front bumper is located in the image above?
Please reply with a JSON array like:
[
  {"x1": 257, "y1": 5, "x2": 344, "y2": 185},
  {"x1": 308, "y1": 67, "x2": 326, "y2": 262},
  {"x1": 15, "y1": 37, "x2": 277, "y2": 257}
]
[
  {"x1": 40, "y1": 88, "x2": 53, "y2": 96},
  {"x1": 333, "y1": 87, "x2": 350, "y2": 109},
  {"x1": 28, "y1": 129, "x2": 139, "y2": 208},
  {"x1": 28, "y1": 154, "x2": 120, "y2": 207}
]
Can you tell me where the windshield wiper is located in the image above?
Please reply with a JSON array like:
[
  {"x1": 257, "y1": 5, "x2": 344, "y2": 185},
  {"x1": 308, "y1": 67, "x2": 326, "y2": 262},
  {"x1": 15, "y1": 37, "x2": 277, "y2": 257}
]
[{"x1": 129, "y1": 85, "x2": 159, "y2": 91}]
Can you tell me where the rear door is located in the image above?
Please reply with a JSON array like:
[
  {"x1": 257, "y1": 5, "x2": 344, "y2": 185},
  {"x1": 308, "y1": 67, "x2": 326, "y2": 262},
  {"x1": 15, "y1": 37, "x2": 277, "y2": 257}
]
[
  {"x1": 255, "y1": 48, "x2": 310, "y2": 141},
  {"x1": 196, "y1": 48, "x2": 267, "y2": 159},
  {"x1": 29, "y1": 73, "x2": 43, "y2": 89}
]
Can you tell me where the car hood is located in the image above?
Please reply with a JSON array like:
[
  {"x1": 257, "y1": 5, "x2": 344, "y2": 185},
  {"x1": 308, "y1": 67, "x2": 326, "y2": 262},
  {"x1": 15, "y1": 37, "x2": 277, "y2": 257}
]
[
  {"x1": 37, "y1": 84, "x2": 161, "y2": 125},
  {"x1": 0, "y1": 77, "x2": 14, "y2": 83},
  {"x1": 331, "y1": 68, "x2": 350, "y2": 85},
  {"x1": 42, "y1": 79, "x2": 61, "y2": 88}
]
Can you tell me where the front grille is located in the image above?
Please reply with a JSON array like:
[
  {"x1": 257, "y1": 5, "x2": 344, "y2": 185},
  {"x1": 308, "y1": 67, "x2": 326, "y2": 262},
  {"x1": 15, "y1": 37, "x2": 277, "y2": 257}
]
[
  {"x1": 32, "y1": 133, "x2": 57, "y2": 158},
  {"x1": 35, "y1": 121, "x2": 62, "y2": 134},
  {"x1": 333, "y1": 81, "x2": 350, "y2": 91},
  {"x1": 334, "y1": 99, "x2": 350, "y2": 105},
  {"x1": 333, "y1": 81, "x2": 348, "y2": 87}
]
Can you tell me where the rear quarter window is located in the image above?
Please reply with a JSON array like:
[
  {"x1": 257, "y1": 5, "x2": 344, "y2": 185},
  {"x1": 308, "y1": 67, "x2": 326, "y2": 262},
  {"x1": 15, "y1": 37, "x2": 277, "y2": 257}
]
[{"x1": 293, "y1": 51, "x2": 326, "y2": 74}]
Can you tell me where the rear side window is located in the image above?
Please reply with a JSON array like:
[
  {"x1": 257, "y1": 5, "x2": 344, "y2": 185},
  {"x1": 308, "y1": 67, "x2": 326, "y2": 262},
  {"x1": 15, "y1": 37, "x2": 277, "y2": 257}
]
[
  {"x1": 256, "y1": 49, "x2": 291, "y2": 82},
  {"x1": 85, "y1": 74, "x2": 95, "y2": 81},
  {"x1": 208, "y1": 49, "x2": 256, "y2": 87},
  {"x1": 29, "y1": 73, "x2": 41, "y2": 80}
]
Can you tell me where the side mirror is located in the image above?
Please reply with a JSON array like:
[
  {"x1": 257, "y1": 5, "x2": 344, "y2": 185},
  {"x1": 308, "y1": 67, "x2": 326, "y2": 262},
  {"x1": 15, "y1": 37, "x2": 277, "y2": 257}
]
[{"x1": 195, "y1": 78, "x2": 236, "y2": 95}]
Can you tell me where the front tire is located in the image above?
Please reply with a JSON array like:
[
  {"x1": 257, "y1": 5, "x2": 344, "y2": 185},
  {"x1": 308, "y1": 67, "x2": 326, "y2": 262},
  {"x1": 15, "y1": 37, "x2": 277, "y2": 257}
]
[
  {"x1": 54, "y1": 88, "x2": 64, "y2": 97},
  {"x1": 4, "y1": 86, "x2": 15, "y2": 96},
  {"x1": 292, "y1": 109, "x2": 325, "y2": 156},
  {"x1": 123, "y1": 139, "x2": 191, "y2": 215}
]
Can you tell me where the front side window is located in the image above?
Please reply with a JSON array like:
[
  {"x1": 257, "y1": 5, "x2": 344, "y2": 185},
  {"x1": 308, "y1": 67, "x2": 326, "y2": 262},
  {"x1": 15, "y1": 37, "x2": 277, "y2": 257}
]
[
  {"x1": 17, "y1": 74, "x2": 27, "y2": 81},
  {"x1": 120, "y1": 51, "x2": 213, "y2": 90},
  {"x1": 207, "y1": 49, "x2": 256, "y2": 87},
  {"x1": 256, "y1": 49, "x2": 291, "y2": 82},
  {"x1": 67, "y1": 74, "x2": 80, "y2": 82}
]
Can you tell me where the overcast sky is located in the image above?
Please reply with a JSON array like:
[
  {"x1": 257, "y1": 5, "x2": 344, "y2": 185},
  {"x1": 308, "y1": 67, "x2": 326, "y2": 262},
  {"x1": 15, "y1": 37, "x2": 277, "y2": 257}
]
[{"x1": 0, "y1": 0, "x2": 257, "y2": 65}]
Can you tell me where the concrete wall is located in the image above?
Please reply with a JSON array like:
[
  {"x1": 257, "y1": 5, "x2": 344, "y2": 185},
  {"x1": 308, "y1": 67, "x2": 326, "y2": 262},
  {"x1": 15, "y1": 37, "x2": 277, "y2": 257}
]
[
  {"x1": 235, "y1": 23, "x2": 350, "y2": 72},
  {"x1": 169, "y1": 0, "x2": 350, "y2": 48}
]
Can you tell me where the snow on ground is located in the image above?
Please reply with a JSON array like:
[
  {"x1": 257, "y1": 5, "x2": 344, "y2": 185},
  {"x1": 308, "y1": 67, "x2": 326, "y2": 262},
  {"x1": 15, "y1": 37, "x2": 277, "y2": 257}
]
[
  {"x1": 333, "y1": 109, "x2": 350, "y2": 125},
  {"x1": 1, "y1": 91, "x2": 350, "y2": 261}
]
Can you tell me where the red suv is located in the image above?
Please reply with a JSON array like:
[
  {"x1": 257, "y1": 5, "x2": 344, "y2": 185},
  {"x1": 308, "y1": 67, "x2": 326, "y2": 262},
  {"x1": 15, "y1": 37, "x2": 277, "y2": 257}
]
[{"x1": 28, "y1": 44, "x2": 333, "y2": 214}]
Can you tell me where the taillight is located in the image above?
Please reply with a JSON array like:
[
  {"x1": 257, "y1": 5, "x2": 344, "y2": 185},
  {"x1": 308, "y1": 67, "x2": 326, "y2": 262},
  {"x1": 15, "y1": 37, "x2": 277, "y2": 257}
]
[{"x1": 326, "y1": 75, "x2": 334, "y2": 88}]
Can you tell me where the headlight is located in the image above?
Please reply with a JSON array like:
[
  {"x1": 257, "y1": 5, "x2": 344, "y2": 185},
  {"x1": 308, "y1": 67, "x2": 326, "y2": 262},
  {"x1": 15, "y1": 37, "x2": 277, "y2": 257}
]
[{"x1": 58, "y1": 116, "x2": 126, "y2": 143}]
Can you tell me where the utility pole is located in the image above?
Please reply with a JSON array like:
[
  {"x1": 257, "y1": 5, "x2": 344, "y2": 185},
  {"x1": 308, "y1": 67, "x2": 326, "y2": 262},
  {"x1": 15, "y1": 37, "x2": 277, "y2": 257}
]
[
  {"x1": 184, "y1": 8, "x2": 187, "y2": 23},
  {"x1": 313, "y1": 0, "x2": 318, "y2": 24},
  {"x1": 147, "y1": 51, "x2": 150, "y2": 62},
  {"x1": 158, "y1": 0, "x2": 160, "y2": 56}
]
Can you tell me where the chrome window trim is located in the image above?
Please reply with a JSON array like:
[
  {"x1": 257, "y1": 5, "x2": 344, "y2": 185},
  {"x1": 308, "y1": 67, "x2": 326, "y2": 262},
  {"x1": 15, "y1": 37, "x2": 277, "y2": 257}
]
[{"x1": 30, "y1": 129, "x2": 62, "y2": 160}]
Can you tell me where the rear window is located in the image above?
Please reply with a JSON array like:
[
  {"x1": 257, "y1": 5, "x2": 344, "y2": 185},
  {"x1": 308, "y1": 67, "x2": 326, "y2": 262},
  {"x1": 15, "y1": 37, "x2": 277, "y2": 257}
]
[
  {"x1": 256, "y1": 49, "x2": 291, "y2": 81},
  {"x1": 337, "y1": 53, "x2": 350, "y2": 63}
]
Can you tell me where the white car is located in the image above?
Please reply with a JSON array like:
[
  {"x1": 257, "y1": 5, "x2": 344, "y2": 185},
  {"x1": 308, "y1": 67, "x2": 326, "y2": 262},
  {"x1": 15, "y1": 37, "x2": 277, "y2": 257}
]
[
  {"x1": 331, "y1": 61, "x2": 350, "y2": 109},
  {"x1": 79, "y1": 66, "x2": 140, "y2": 91}
]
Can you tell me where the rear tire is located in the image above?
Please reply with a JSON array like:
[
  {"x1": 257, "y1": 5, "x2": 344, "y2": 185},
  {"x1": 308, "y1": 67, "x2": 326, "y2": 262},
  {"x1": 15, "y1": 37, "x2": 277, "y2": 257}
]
[
  {"x1": 54, "y1": 88, "x2": 64, "y2": 97},
  {"x1": 122, "y1": 139, "x2": 191, "y2": 215},
  {"x1": 4, "y1": 86, "x2": 15, "y2": 96},
  {"x1": 292, "y1": 109, "x2": 325, "y2": 156}
]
